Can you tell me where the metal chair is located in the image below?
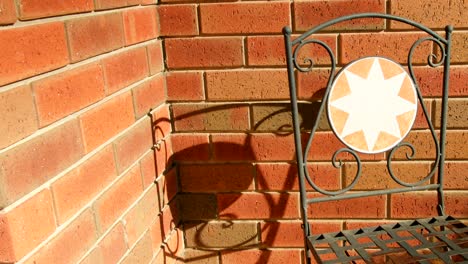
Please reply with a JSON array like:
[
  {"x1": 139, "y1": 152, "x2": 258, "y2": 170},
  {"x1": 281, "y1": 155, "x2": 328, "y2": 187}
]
[{"x1": 283, "y1": 13, "x2": 467, "y2": 263}]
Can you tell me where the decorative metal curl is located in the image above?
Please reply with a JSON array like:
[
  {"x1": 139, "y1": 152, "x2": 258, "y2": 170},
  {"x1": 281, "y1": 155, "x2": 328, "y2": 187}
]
[
  {"x1": 303, "y1": 148, "x2": 362, "y2": 196},
  {"x1": 292, "y1": 39, "x2": 336, "y2": 73}
]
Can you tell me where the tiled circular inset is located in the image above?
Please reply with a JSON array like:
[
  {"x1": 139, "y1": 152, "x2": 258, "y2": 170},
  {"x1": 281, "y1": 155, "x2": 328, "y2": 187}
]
[{"x1": 327, "y1": 57, "x2": 417, "y2": 154}]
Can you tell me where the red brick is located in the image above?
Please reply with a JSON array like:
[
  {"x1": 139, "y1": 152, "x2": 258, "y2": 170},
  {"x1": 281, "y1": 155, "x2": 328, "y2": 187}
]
[
  {"x1": 166, "y1": 71, "x2": 204, "y2": 101},
  {"x1": 0, "y1": 190, "x2": 56, "y2": 262},
  {"x1": 294, "y1": 0, "x2": 385, "y2": 32},
  {"x1": 151, "y1": 104, "x2": 172, "y2": 141},
  {"x1": 149, "y1": 215, "x2": 163, "y2": 252},
  {"x1": 24, "y1": 209, "x2": 97, "y2": 264},
  {"x1": 0, "y1": 85, "x2": 37, "y2": 149},
  {"x1": 147, "y1": 41, "x2": 164, "y2": 75},
  {"x1": 308, "y1": 194, "x2": 386, "y2": 218},
  {"x1": 340, "y1": 32, "x2": 433, "y2": 65},
  {"x1": 165, "y1": 37, "x2": 243, "y2": 69},
  {"x1": 156, "y1": 168, "x2": 177, "y2": 208},
  {"x1": 413, "y1": 66, "x2": 468, "y2": 97},
  {"x1": 0, "y1": 0, "x2": 16, "y2": 24},
  {"x1": 52, "y1": 145, "x2": 117, "y2": 224},
  {"x1": 114, "y1": 119, "x2": 152, "y2": 173},
  {"x1": 297, "y1": 69, "x2": 333, "y2": 100},
  {"x1": 155, "y1": 139, "x2": 172, "y2": 176},
  {"x1": 102, "y1": 47, "x2": 149, "y2": 95},
  {"x1": 123, "y1": 7, "x2": 158, "y2": 46},
  {"x1": 18, "y1": 0, "x2": 93, "y2": 19},
  {"x1": 218, "y1": 192, "x2": 299, "y2": 219},
  {"x1": 120, "y1": 231, "x2": 153, "y2": 264},
  {"x1": 445, "y1": 131, "x2": 468, "y2": 159},
  {"x1": 0, "y1": 120, "x2": 84, "y2": 208},
  {"x1": 67, "y1": 13, "x2": 124, "y2": 62},
  {"x1": 158, "y1": 4, "x2": 198, "y2": 36},
  {"x1": 434, "y1": 98, "x2": 468, "y2": 128},
  {"x1": 247, "y1": 35, "x2": 337, "y2": 66},
  {"x1": 170, "y1": 134, "x2": 210, "y2": 161},
  {"x1": 140, "y1": 151, "x2": 157, "y2": 188},
  {"x1": 200, "y1": 2, "x2": 290, "y2": 34},
  {"x1": 206, "y1": 70, "x2": 289, "y2": 101},
  {"x1": 0, "y1": 22, "x2": 68, "y2": 86},
  {"x1": 344, "y1": 162, "x2": 432, "y2": 190},
  {"x1": 33, "y1": 63, "x2": 105, "y2": 126},
  {"x1": 97, "y1": 222, "x2": 128, "y2": 263},
  {"x1": 160, "y1": 202, "x2": 178, "y2": 240},
  {"x1": 443, "y1": 162, "x2": 468, "y2": 190},
  {"x1": 79, "y1": 92, "x2": 135, "y2": 153},
  {"x1": 124, "y1": 185, "x2": 159, "y2": 247},
  {"x1": 95, "y1": 0, "x2": 126, "y2": 10},
  {"x1": 390, "y1": 0, "x2": 467, "y2": 29},
  {"x1": 94, "y1": 165, "x2": 143, "y2": 232},
  {"x1": 179, "y1": 164, "x2": 254, "y2": 192},
  {"x1": 256, "y1": 163, "x2": 340, "y2": 191},
  {"x1": 221, "y1": 249, "x2": 301, "y2": 264},
  {"x1": 212, "y1": 133, "x2": 295, "y2": 161},
  {"x1": 172, "y1": 103, "x2": 250, "y2": 131},
  {"x1": 132, "y1": 74, "x2": 165, "y2": 118}
]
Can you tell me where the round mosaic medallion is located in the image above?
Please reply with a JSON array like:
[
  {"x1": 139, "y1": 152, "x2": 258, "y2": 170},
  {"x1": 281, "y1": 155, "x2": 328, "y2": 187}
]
[{"x1": 327, "y1": 57, "x2": 418, "y2": 154}]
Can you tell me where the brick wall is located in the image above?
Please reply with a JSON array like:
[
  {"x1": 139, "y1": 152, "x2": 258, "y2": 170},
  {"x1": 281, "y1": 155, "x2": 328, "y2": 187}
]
[
  {"x1": 162, "y1": 0, "x2": 468, "y2": 264},
  {"x1": 0, "y1": 1, "x2": 179, "y2": 263},
  {"x1": 0, "y1": 0, "x2": 467, "y2": 264}
]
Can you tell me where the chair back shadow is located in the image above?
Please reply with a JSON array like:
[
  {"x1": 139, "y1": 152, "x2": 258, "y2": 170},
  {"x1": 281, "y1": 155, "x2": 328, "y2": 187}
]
[{"x1": 284, "y1": 13, "x2": 467, "y2": 263}]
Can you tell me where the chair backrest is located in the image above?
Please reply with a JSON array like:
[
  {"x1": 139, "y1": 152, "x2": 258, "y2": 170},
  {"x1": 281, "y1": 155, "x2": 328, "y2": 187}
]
[{"x1": 283, "y1": 13, "x2": 453, "y2": 234}]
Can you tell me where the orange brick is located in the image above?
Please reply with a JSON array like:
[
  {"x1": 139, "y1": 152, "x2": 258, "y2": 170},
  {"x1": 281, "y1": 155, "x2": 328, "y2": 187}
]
[
  {"x1": 256, "y1": 163, "x2": 340, "y2": 191},
  {"x1": 181, "y1": 249, "x2": 219, "y2": 264},
  {"x1": 308, "y1": 194, "x2": 386, "y2": 218},
  {"x1": 95, "y1": 0, "x2": 127, "y2": 10},
  {"x1": 218, "y1": 192, "x2": 299, "y2": 219},
  {"x1": 158, "y1": 4, "x2": 198, "y2": 36},
  {"x1": 123, "y1": 7, "x2": 158, "y2": 46},
  {"x1": 147, "y1": 41, "x2": 164, "y2": 75},
  {"x1": 67, "y1": 13, "x2": 124, "y2": 62},
  {"x1": 160, "y1": 202, "x2": 178, "y2": 240},
  {"x1": 412, "y1": 66, "x2": 468, "y2": 97},
  {"x1": 297, "y1": 69, "x2": 333, "y2": 100},
  {"x1": 205, "y1": 70, "x2": 289, "y2": 101},
  {"x1": 294, "y1": 0, "x2": 385, "y2": 32},
  {"x1": 0, "y1": 85, "x2": 37, "y2": 149},
  {"x1": 102, "y1": 47, "x2": 149, "y2": 95},
  {"x1": 165, "y1": 37, "x2": 243, "y2": 69},
  {"x1": 390, "y1": 192, "x2": 439, "y2": 218},
  {"x1": 344, "y1": 162, "x2": 432, "y2": 190},
  {"x1": 18, "y1": 0, "x2": 93, "y2": 20},
  {"x1": 94, "y1": 165, "x2": 143, "y2": 232},
  {"x1": 166, "y1": 71, "x2": 204, "y2": 101},
  {"x1": 120, "y1": 231, "x2": 153, "y2": 264},
  {"x1": 151, "y1": 103, "x2": 172, "y2": 141},
  {"x1": 390, "y1": 0, "x2": 467, "y2": 29},
  {"x1": 221, "y1": 249, "x2": 301, "y2": 264},
  {"x1": 200, "y1": 2, "x2": 290, "y2": 34},
  {"x1": 0, "y1": 0, "x2": 16, "y2": 24},
  {"x1": 149, "y1": 215, "x2": 163, "y2": 252},
  {"x1": 97, "y1": 222, "x2": 128, "y2": 263},
  {"x1": 76, "y1": 248, "x2": 102, "y2": 264},
  {"x1": 52, "y1": 145, "x2": 117, "y2": 224},
  {"x1": 434, "y1": 98, "x2": 468, "y2": 128},
  {"x1": 172, "y1": 103, "x2": 250, "y2": 131},
  {"x1": 340, "y1": 32, "x2": 433, "y2": 65},
  {"x1": 155, "y1": 139, "x2": 172, "y2": 175},
  {"x1": 140, "y1": 151, "x2": 157, "y2": 188},
  {"x1": 114, "y1": 119, "x2": 153, "y2": 173},
  {"x1": 443, "y1": 162, "x2": 468, "y2": 190},
  {"x1": 247, "y1": 35, "x2": 337, "y2": 66},
  {"x1": 0, "y1": 22, "x2": 68, "y2": 86},
  {"x1": 33, "y1": 63, "x2": 105, "y2": 126},
  {"x1": 24, "y1": 209, "x2": 97, "y2": 264},
  {"x1": 178, "y1": 193, "x2": 217, "y2": 221},
  {"x1": 156, "y1": 168, "x2": 177, "y2": 208},
  {"x1": 212, "y1": 133, "x2": 295, "y2": 161},
  {"x1": 0, "y1": 190, "x2": 56, "y2": 262},
  {"x1": 179, "y1": 164, "x2": 254, "y2": 192},
  {"x1": 170, "y1": 134, "x2": 210, "y2": 161},
  {"x1": 445, "y1": 131, "x2": 468, "y2": 159},
  {"x1": 79, "y1": 92, "x2": 135, "y2": 153},
  {"x1": 0, "y1": 120, "x2": 84, "y2": 208},
  {"x1": 124, "y1": 185, "x2": 159, "y2": 247},
  {"x1": 132, "y1": 74, "x2": 165, "y2": 118}
]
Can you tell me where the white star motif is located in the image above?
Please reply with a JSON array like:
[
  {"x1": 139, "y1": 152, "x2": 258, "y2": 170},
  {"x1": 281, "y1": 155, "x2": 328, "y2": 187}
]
[{"x1": 329, "y1": 58, "x2": 417, "y2": 152}]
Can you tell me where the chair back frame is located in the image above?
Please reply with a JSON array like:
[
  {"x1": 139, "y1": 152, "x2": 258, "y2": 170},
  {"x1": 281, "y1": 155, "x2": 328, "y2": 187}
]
[{"x1": 283, "y1": 12, "x2": 453, "y2": 261}]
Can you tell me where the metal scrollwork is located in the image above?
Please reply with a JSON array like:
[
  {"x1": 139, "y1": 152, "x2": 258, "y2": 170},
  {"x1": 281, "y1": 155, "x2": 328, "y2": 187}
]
[{"x1": 292, "y1": 39, "x2": 336, "y2": 73}]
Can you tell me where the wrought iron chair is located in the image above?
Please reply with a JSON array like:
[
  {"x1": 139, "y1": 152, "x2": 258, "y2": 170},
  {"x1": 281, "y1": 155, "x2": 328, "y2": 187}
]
[{"x1": 283, "y1": 13, "x2": 467, "y2": 263}]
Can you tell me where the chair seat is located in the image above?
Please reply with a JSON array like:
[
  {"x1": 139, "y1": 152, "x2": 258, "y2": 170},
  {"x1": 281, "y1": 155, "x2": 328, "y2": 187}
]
[{"x1": 308, "y1": 216, "x2": 468, "y2": 263}]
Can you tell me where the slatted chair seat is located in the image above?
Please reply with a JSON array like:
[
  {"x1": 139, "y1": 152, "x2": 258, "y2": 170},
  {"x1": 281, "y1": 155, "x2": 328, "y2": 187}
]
[{"x1": 283, "y1": 13, "x2": 468, "y2": 264}]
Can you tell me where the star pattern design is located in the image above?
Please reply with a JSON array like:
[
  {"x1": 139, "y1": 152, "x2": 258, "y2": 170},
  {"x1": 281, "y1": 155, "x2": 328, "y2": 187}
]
[{"x1": 328, "y1": 57, "x2": 417, "y2": 153}]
